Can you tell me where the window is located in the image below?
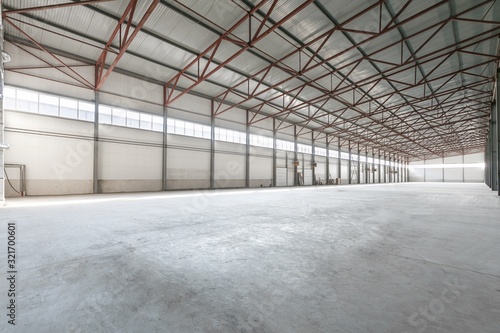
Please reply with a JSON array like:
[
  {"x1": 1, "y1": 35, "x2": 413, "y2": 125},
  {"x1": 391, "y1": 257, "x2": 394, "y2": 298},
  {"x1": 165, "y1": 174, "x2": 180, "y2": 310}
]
[
  {"x1": 4, "y1": 87, "x2": 16, "y2": 110},
  {"x1": 152, "y1": 116, "x2": 163, "y2": 132},
  {"x1": 250, "y1": 134, "x2": 273, "y2": 148},
  {"x1": 167, "y1": 118, "x2": 175, "y2": 133},
  {"x1": 214, "y1": 127, "x2": 246, "y2": 144},
  {"x1": 202, "y1": 125, "x2": 211, "y2": 139},
  {"x1": 174, "y1": 119, "x2": 184, "y2": 135},
  {"x1": 127, "y1": 111, "x2": 140, "y2": 128},
  {"x1": 140, "y1": 113, "x2": 152, "y2": 130},
  {"x1": 184, "y1": 121, "x2": 194, "y2": 136},
  {"x1": 276, "y1": 139, "x2": 294, "y2": 152},
  {"x1": 78, "y1": 102, "x2": 95, "y2": 121},
  {"x1": 329, "y1": 150, "x2": 339, "y2": 158},
  {"x1": 60, "y1": 98, "x2": 78, "y2": 119},
  {"x1": 17, "y1": 90, "x2": 38, "y2": 113},
  {"x1": 297, "y1": 144, "x2": 312, "y2": 154},
  {"x1": 99, "y1": 106, "x2": 112, "y2": 124},
  {"x1": 340, "y1": 152, "x2": 350, "y2": 160},
  {"x1": 113, "y1": 108, "x2": 127, "y2": 126},
  {"x1": 39, "y1": 94, "x2": 59, "y2": 116},
  {"x1": 5, "y1": 86, "x2": 95, "y2": 122},
  {"x1": 315, "y1": 147, "x2": 327, "y2": 156},
  {"x1": 239, "y1": 132, "x2": 247, "y2": 144},
  {"x1": 226, "y1": 129, "x2": 234, "y2": 142},
  {"x1": 218, "y1": 128, "x2": 226, "y2": 141},
  {"x1": 194, "y1": 124, "x2": 203, "y2": 138}
]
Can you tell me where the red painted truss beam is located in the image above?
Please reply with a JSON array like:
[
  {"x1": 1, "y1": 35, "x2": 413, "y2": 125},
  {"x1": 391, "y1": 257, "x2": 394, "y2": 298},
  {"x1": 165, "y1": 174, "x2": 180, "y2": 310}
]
[
  {"x1": 163, "y1": 0, "x2": 315, "y2": 106},
  {"x1": 95, "y1": 0, "x2": 159, "y2": 91}
]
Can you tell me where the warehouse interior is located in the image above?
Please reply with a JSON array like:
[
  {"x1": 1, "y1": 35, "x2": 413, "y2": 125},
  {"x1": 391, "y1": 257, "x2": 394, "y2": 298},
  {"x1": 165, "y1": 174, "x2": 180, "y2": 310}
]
[{"x1": 0, "y1": 1, "x2": 499, "y2": 332}]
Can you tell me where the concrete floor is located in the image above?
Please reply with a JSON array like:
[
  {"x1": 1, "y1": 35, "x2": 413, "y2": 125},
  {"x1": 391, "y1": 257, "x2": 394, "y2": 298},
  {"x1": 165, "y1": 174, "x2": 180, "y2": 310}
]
[{"x1": 1, "y1": 183, "x2": 499, "y2": 333}]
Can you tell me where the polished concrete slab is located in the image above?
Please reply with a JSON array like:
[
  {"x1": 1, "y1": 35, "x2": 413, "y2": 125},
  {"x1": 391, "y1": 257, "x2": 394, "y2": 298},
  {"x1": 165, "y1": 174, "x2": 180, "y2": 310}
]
[{"x1": 1, "y1": 183, "x2": 499, "y2": 332}]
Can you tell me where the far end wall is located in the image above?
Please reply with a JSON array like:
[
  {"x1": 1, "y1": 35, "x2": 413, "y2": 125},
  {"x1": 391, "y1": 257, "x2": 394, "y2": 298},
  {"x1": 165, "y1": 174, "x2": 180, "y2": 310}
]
[{"x1": 409, "y1": 153, "x2": 484, "y2": 183}]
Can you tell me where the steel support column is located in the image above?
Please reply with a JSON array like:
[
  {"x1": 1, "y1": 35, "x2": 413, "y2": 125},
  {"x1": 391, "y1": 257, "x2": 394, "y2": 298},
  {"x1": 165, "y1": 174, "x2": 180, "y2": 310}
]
[
  {"x1": 485, "y1": 136, "x2": 489, "y2": 186},
  {"x1": 272, "y1": 118, "x2": 277, "y2": 187},
  {"x1": 395, "y1": 155, "x2": 398, "y2": 183},
  {"x1": 357, "y1": 143, "x2": 360, "y2": 184},
  {"x1": 442, "y1": 156, "x2": 445, "y2": 183},
  {"x1": 492, "y1": 98, "x2": 498, "y2": 191},
  {"x1": 245, "y1": 111, "x2": 250, "y2": 188},
  {"x1": 365, "y1": 146, "x2": 370, "y2": 184},
  {"x1": 488, "y1": 118, "x2": 493, "y2": 188},
  {"x1": 0, "y1": 9, "x2": 5, "y2": 204},
  {"x1": 338, "y1": 137, "x2": 341, "y2": 182},
  {"x1": 407, "y1": 158, "x2": 410, "y2": 182},
  {"x1": 398, "y1": 156, "x2": 401, "y2": 182},
  {"x1": 496, "y1": 69, "x2": 500, "y2": 194},
  {"x1": 210, "y1": 101, "x2": 215, "y2": 189},
  {"x1": 406, "y1": 158, "x2": 408, "y2": 182},
  {"x1": 294, "y1": 125, "x2": 298, "y2": 186},
  {"x1": 402, "y1": 158, "x2": 405, "y2": 182},
  {"x1": 485, "y1": 137, "x2": 489, "y2": 186},
  {"x1": 462, "y1": 154, "x2": 465, "y2": 182},
  {"x1": 348, "y1": 141, "x2": 352, "y2": 185},
  {"x1": 311, "y1": 132, "x2": 316, "y2": 185},
  {"x1": 378, "y1": 150, "x2": 381, "y2": 183},
  {"x1": 395, "y1": 155, "x2": 398, "y2": 182},
  {"x1": 396, "y1": 155, "x2": 398, "y2": 182},
  {"x1": 398, "y1": 157, "x2": 401, "y2": 182},
  {"x1": 494, "y1": 69, "x2": 500, "y2": 196},
  {"x1": 372, "y1": 147, "x2": 375, "y2": 184},
  {"x1": 424, "y1": 158, "x2": 427, "y2": 182},
  {"x1": 325, "y1": 135, "x2": 330, "y2": 184},
  {"x1": 389, "y1": 153, "x2": 392, "y2": 183},
  {"x1": 93, "y1": 91, "x2": 99, "y2": 194},
  {"x1": 394, "y1": 156, "x2": 396, "y2": 182},
  {"x1": 383, "y1": 152, "x2": 387, "y2": 183},
  {"x1": 162, "y1": 105, "x2": 169, "y2": 191}
]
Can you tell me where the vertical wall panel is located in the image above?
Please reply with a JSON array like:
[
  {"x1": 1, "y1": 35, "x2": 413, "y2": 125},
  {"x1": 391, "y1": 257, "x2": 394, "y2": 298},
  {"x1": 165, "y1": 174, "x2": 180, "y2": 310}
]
[
  {"x1": 443, "y1": 155, "x2": 463, "y2": 182},
  {"x1": 249, "y1": 151, "x2": 273, "y2": 188},
  {"x1": 409, "y1": 153, "x2": 484, "y2": 183}
]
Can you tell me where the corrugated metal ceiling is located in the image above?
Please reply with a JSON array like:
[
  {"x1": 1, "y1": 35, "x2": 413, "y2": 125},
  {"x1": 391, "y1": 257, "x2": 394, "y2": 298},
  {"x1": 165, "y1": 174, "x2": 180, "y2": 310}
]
[{"x1": 2, "y1": 0, "x2": 499, "y2": 159}]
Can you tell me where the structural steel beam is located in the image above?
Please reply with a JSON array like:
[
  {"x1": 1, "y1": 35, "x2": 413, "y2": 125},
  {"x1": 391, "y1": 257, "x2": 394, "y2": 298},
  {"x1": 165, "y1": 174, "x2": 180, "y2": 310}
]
[
  {"x1": 496, "y1": 69, "x2": 500, "y2": 194},
  {"x1": 95, "y1": 0, "x2": 160, "y2": 91},
  {"x1": 0, "y1": 8, "x2": 4, "y2": 204},
  {"x1": 93, "y1": 91, "x2": 99, "y2": 194},
  {"x1": 164, "y1": 0, "x2": 315, "y2": 106},
  {"x1": 2, "y1": 0, "x2": 114, "y2": 16},
  {"x1": 3, "y1": 0, "x2": 497, "y2": 163},
  {"x1": 492, "y1": 98, "x2": 498, "y2": 191}
]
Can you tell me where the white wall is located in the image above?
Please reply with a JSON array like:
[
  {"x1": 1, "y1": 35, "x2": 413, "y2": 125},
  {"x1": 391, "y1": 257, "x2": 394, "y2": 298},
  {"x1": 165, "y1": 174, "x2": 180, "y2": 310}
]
[
  {"x1": 99, "y1": 125, "x2": 163, "y2": 192},
  {"x1": 3, "y1": 41, "x2": 405, "y2": 196},
  {"x1": 409, "y1": 152, "x2": 484, "y2": 183},
  {"x1": 4, "y1": 111, "x2": 94, "y2": 195},
  {"x1": 167, "y1": 135, "x2": 210, "y2": 190},
  {"x1": 249, "y1": 146, "x2": 273, "y2": 187}
]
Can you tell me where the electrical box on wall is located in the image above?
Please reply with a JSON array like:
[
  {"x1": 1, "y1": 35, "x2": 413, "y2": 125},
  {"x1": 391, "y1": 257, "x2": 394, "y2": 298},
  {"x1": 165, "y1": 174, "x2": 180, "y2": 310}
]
[
  {"x1": 312, "y1": 162, "x2": 317, "y2": 168},
  {"x1": 293, "y1": 160, "x2": 299, "y2": 166}
]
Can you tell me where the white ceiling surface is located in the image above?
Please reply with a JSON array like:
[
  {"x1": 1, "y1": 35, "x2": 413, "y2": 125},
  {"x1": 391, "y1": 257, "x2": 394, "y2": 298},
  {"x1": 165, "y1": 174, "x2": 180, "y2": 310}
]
[{"x1": 2, "y1": 0, "x2": 499, "y2": 157}]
